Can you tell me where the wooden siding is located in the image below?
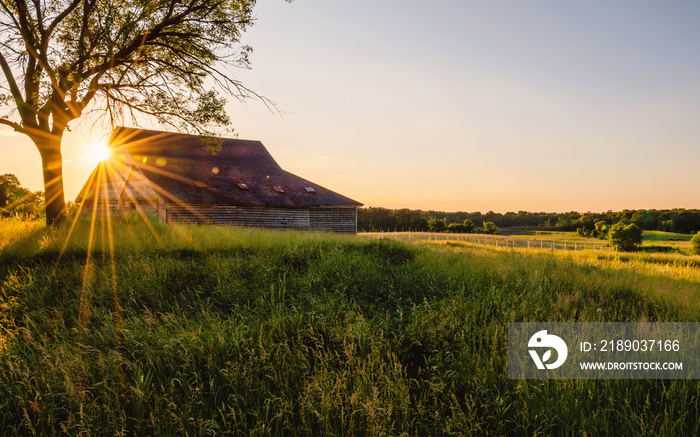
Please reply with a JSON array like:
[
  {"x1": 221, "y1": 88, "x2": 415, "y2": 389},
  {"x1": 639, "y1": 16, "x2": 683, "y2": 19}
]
[
  {"x1": 166, "y1": 205, "x2": 357, "y2": 234},
  {"x1": 80, "y1": 201, "x2": 121, "y2": 215},
  {"x1": 309, "y1": 208, "x2": 357, "y2": 234}
]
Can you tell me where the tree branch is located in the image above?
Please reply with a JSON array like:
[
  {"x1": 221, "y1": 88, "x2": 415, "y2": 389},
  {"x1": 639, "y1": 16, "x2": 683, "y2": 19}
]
[
  {"x1": 0, "y1": 49, "x2": 24, "y2": 104},
  {"x1": 0, "y1": 116, "x2": 25, "y2": 133},
  {"x1": 46, "y1": 0, "x2": 82, "y2": 37}
]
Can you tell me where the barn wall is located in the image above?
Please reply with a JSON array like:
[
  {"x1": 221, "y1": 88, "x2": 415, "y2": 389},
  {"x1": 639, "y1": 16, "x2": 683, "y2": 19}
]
[
  {"x1": 166, "y1": 205, "x2": 357, "y2": 234},
  {"x1": 122, "y1": 199, "x2": 162, "y2": 221},
  {"x1": 309, "y1": 208, "x2": 357, "y2": 234},
  {"x1": 80, "y1": 201, "x2": 121, "y2": 215}
]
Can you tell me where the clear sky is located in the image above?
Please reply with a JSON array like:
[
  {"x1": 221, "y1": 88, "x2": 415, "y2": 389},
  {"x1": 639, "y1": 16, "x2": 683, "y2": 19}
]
[{"x1": 2, "y1": 1, "x2": 700, "y2": 213}]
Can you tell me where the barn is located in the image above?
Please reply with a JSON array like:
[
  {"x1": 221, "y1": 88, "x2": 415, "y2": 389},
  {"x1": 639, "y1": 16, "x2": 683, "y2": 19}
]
[{"x1": 76, "y1": 127, "x2": 362, "y2": 233}]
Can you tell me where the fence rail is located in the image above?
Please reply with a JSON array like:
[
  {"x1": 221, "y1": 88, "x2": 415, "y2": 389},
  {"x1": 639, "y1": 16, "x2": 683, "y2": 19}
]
[{"x1": 359, "y1": 231, "x2": 611, "y2": 252}]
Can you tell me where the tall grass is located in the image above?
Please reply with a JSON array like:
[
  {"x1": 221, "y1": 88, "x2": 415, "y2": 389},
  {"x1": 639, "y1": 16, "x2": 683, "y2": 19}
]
[{"x1": 0, "y1": 217, "x2": 699, "y2": 435}]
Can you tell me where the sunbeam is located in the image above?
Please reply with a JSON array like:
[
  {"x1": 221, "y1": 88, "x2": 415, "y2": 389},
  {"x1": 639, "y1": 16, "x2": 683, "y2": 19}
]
[{"x1": 86, "y1": 140, "x2": 112, "y2": 166}]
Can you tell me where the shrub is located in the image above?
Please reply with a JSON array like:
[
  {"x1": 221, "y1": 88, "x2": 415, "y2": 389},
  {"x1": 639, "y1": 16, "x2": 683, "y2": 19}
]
[
  {"x1": 447, "y1": 223, "x2": 467, "y2": 233},
  {"x1": 576, "y1": 227, "x2": 593, "y2": 237},
  {"x1": 594, "y1": 221, "x2": 608, "y2": 233},
  {"x1": 483, "y1": 221, "x2": 498, "y2": 235},
  {"x1": 427, "y1": 219, "x2": 446, "y2": 233},
  {"x1": 660, "y1": 220, "x2": 675, "y2": 232},
  {"x1": 462, "y1": 219, "x2": 475, "y2": 233},
  {"x1": 608, "y1": 222, "x2": 643, "y2": 252},
  {"x1": 691, "y1": 232, "x2": 700, "y2": 255}
]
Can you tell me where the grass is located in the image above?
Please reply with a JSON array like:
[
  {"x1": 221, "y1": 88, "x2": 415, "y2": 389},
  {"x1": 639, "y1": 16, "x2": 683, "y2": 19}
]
[
  {"x1": 503, "y1": 229, "x2": 695, "y2": 253},
  {"x1": 639, "y1": 230, "x2": 694, "y2": 254},
  {"x1": 642, "y1": 231, "x2": 694, "y2": 242},
  {"x1": 370, "y1": 229, "x2": 699, "y2": 255},
  {"x1": 1, "y1": 216, "x2": 700, "y2": 435},
  {"x1": 0, "y1": 216, "x2": 44, "y2": 252}
]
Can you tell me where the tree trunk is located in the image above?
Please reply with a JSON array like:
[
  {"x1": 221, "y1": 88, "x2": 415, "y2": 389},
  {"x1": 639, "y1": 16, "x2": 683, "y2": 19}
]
[{"x1": 36, "y1": 139, "x2": 66, "y2": 226}]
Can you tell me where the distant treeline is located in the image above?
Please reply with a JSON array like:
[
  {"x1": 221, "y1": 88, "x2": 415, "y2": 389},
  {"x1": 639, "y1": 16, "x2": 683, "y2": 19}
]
[{"x1": 358, "y1": 207, "x2": 700, "y2": 234}]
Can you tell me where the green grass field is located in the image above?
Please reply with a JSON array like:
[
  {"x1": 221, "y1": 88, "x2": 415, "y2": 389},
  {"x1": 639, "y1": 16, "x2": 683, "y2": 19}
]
[
  {"x1": 367, "y1": 229, "x2": 698, "y2": 255},
  {"x1": 505, "y1": 229, "x2": 695, "y2": 253},
  {"x1": 1, "y1": 216, "x2": 700, "y2": 435}
]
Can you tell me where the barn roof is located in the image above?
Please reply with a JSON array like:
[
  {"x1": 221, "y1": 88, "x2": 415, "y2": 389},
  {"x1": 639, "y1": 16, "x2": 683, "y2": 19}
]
[
  {"x1": 79, "y1": 127, "x2": 362, "y2": 208},
  {"x1": 74, "y1": 163, "x2": 120, "y2": 204}
]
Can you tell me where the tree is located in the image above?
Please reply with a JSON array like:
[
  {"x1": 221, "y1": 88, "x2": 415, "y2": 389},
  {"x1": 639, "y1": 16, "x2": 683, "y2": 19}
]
[
  {"x1": 483, "y1": 221, "x2": 498, "y2": 235},
  {"x1": 447, "y1": 222, "x2": 466, "y2": 233},
  {"x1": 659, "y1": 220, "x2": 675, "y2": 232},
  {"x1": 0, "y1": 173, "x2": 20, "y2": 207},
  {"x1": 0, "y1": 0, "x2": 275, "y2": 225},
  {"x1": 608, "y1": 222, "x2": 643, "y2": 252},
  {"x1": 427, "y1": 219, "x2": 446, "y2": 233},
  {"x1": 0, "y1": 173, "x2": 44, "y2": 218},
  {"x1": 594, "y1": 221, "x2": 608, "y2": 232},
  {"x1": 691, "y1": 232, "x2": 700, "y2": 256},
  {"x1": 410, "y1": 217, "x2": 429, "y2": 232},
  {"x1": 462, "y1": 218, "x2": 475, "y2": 233}
]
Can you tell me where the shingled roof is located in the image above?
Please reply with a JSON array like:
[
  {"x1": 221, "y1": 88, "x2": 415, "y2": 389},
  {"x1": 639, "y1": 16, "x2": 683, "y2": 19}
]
[{"x1": 94, "y1": 126, "x2": 361, "y2": 208}]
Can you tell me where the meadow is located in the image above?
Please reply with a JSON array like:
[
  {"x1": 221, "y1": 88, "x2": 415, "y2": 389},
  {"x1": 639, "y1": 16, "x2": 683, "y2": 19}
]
[
  {"x1": 364, "y1": 229, "x2": 696, "y2": 255},
  {"x1": 1, "y1": 216, "x2": 700, "y2": 435}
]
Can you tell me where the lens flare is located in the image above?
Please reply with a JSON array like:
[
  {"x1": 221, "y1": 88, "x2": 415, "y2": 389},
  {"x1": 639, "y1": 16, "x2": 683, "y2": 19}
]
[{"x1": 87, "y1": 141, "x2": 112, "y2": 165}]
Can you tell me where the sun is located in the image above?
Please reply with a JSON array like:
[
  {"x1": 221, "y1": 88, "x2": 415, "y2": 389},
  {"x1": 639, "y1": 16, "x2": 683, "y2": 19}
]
[{"x1": 86, "y1": 141, "x2": 112, "y2": 165}]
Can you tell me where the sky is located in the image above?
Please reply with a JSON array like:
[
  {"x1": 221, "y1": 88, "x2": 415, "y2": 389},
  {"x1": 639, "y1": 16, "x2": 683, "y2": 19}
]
[{"x1": 2, "y1": 0, "x2": 700, "y2": 213}]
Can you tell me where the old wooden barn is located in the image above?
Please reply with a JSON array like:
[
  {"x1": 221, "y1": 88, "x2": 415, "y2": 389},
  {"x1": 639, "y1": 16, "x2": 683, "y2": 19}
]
[{"x1": 76, "y1": 127, "x2": 362, "y2": 233}]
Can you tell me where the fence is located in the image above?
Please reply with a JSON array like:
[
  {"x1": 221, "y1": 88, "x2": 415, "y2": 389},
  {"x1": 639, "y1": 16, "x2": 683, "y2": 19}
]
[{"x1": 359, "y1": 231, "x2": 611, "y2": 252}]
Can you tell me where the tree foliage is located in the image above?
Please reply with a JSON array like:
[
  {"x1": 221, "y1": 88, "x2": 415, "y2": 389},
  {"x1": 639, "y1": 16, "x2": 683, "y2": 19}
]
[
  {"x1": 446, "y1": 222, "x2": 466, "y2": 233},
  {"x1": 357, "y1": 207, "x2": 700, "y2": 234},
  {"x1": 608, "y1": 222, "x2": 643, "y2": 252},
  {"x1": 0, "y1": 0, "x2": 276, "y2": 224},
  {"x1": 410, "y1": 217, "x2": 429, "y2": 232},
  {"x1": 462, "y1": 218, "x2": 475, "y2": 233},
  {"x1": 482, "y1": 221, "x2": 498, "y2": 235},
  {"x1": 0, "y1": 173, "x2": 44, "y2": 218},
  {"x1": 427, "y1": 219, "x2": 446, "y2": 233},
  {"x1": 691, "y1": 232, "x2": 700, "y2": 256}
]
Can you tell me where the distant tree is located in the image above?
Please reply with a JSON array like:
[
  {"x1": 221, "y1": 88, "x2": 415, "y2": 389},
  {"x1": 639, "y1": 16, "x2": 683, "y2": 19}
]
[
  {"x1": 483, "y1": 221, "x2": 498, "y2": 235},
  {"x1": 0, "y1": 173, "x2": 44, "y2": 218},
  {"x1": 608, "y1": 222, "x2": 643, "y2": 252},
  {"x1": 631, "y1": 210, "x2": 654, "y2": 229},
  {"x1": 0, "y1": 173, "x2": 20, "y2": 207},
  {"x1": 659, "y1": 220, "x2": 675, "y2": 233},
  {"x1": 555, "y1": 217, "x2": 572, "y2": 230},
  {"x1": 447, "y1": 223, "x2": 467, "y2": 233},
  {"x1": 428, "y1": 219, "x2": 446, "y2": 233},
  {"x1": 357, "y1": 207, "x2": 700, "y2": 234},
  {"x1": 691, "y1": 232, "x2": 700, "y2": 255},
  {"x1": 593, "y1": 221, "x2": 609, "y2": 239},
  {"x1": 462, "y1": 218, "x2": 475, "y2": 233},
  {"x1": 0, "y1": 0, "x2": 278, "y2": 225},
  {"x1": 577, "y1": 227, "x2": 593, "y2": 238},
  {"x1": 410, "y1": 217, "x2": 429, "y2": 232}
]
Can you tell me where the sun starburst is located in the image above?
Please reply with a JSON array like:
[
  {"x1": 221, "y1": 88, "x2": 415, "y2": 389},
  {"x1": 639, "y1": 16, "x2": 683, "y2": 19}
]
[{"x1": 86, "y1": 140, "x2": 112, "y2": 165}]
